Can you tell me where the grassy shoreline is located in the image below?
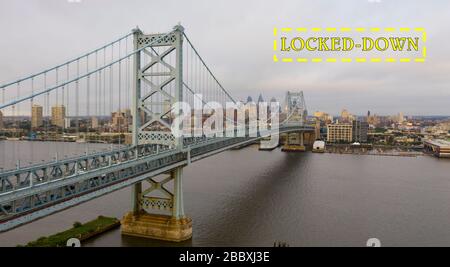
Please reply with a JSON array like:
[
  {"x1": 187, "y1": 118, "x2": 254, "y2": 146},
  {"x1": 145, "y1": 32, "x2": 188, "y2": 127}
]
[{"x1": 21, "y1": 216, "x2": 120, "y2": 247}]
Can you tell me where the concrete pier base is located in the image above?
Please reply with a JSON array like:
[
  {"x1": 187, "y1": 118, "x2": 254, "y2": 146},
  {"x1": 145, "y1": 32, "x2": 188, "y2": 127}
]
[
  {"x1": 121, "y1": 212, "x2": 192, "y2": 242},
  {"x1": 281, "y1": 145, "x2": 306, "y2": 152}
]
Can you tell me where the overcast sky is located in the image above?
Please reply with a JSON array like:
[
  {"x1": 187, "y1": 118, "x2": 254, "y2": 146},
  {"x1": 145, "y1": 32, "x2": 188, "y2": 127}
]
[{"x1": 0, "y1": 0, "x2": 449, "y2": 116}]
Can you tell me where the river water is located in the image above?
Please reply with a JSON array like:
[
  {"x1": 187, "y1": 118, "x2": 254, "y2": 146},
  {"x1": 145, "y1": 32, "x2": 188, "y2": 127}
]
[{"x1": 1, "y1": 141, "x2": 450, "y2": 247}]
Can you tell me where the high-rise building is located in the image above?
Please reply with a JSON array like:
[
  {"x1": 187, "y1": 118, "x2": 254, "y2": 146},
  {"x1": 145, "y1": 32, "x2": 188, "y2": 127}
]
[
  {"x1": 352, "y1": 120, "x2": 368, "y2": 143},
  {"x1": 398, "y1": 112, "x2": 404, "y2": 124},
  {"x1": 111, "y1": 109, "x2": 132, "y2": 132},
  {"x1": 31, "y1": 104, "x2": 43, "y2": 128},
  {"x1": 367, "y1": 114, "x2": 380, "y2": 126},
  {"x1": 327, "y1": 123, "x2": 352, "y2": 143},
  {"x1": 257, "y1": 94, "x2": 264, "y2": 104},
  {"x1": 0, "y1": 110, "x2": 3, "y2": 129},
  {"x1": 314, "y1": 111, "x2": 333, "y2": 123},
  {"x1": 91, "y1": 116, "x2": 99, "y2": 129},
  {"x1": 340, "y1": 109, "x2": 355, "y2": 123},
  {"x1": 64, "y1": 118, "x2": 71, "y2": 129},
  {"x1": 51, "y1": 105, "x2": 66, "y2": 128}
]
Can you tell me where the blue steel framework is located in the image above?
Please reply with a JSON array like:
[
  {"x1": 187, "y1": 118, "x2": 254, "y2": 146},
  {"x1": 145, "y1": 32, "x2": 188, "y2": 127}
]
[{"x1": 0, "y1": 25, "x2": 313, "y2": 232}]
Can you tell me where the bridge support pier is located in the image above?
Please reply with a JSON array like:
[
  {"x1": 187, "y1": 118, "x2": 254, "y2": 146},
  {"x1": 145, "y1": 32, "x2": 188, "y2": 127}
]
[
  {"x1": 282, "y1": 132, "x2": 306, "y2": 152},
  {"x1": 121, "y1": 167, "x2": 192, "y2": 242}
]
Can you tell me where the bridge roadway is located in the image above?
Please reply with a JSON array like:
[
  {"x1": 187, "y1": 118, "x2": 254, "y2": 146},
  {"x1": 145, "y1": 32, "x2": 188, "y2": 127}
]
[{"x1": 0, "y1": 125, "x2": 313, "y2": 231}]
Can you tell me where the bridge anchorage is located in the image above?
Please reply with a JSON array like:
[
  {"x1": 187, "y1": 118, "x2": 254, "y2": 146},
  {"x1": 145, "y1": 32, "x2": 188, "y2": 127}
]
[
  {"x1": 121, "y1": 25, "x2": 191, "y2": 241},
  {"x1": 0, "y1": 24, "x2": 314, "y2": 242}
]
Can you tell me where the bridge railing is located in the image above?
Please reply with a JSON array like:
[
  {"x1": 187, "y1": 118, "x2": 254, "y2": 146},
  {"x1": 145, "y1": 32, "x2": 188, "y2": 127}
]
[{"x1": 0, "y1": 124, "x2": 312, "y2": 194}]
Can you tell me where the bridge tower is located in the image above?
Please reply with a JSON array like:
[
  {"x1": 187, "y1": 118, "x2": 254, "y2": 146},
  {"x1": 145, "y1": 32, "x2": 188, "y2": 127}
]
[
  {"x1": 282, "y1": 91, "x2": 309, "y2": 152},
  {"x1": 121, "y1": 25, "x2": 192, "y2": 242}
]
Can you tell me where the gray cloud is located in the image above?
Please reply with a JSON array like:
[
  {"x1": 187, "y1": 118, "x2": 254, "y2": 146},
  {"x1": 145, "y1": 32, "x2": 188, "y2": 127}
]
[{"x1": 0, "y1": 0, "x2": 449, "y2": 115}]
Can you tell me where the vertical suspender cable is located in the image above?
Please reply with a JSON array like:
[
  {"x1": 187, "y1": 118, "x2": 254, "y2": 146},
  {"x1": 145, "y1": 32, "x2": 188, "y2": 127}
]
[
  {"x1": 86, "y1": 56, "x2": 90, "y2": 154},
  {"x1": 76, "y1": 60, "x2": 79, "y2": 139},
  {"x1": 103, "y1": 47, "x2": 106, "y2": 124},
  {"x1": 95, "y1": 51, "x2": 98, "y2": 146},
  {"x1": 110, "y1": 44, "x2": 114, "y2": 137},
  {"x1": 118, "y1": 40, "x2": 122, "y2": 147}
]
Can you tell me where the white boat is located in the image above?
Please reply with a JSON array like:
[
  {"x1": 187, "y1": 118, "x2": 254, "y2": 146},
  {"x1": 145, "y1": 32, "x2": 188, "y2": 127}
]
[{"x1": 312, "y1": 140, "x2": 325, "y2": 153}]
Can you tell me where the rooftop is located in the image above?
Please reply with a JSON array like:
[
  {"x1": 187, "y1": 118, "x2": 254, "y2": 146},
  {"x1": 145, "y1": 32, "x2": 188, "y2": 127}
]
[{"x1": 424, "y1": 139, "x2": 450, "y2": 148}]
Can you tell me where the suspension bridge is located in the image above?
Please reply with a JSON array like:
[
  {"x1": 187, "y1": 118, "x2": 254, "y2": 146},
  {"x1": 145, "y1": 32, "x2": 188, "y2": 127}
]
[{"x1": 0, "y1": 25, "x2": 313, "y2": 241}]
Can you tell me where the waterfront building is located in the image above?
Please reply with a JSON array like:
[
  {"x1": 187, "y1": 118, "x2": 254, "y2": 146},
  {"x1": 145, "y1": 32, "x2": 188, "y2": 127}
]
[
  {"x1": 424, "y1": 139, "x2": 450, "y2": 158},
  {"x1": 31, "y1": 104, "x2": 43, "y2": 128},
  {"x1": 352, "y1": 120, "x2": 369, "y2": 143},
  {"x1": 327, "y1": 123, "x2": 352, "y2": 143},
  {"x1": 51, "y1": 105, "x2": 66, "y2": 128}
]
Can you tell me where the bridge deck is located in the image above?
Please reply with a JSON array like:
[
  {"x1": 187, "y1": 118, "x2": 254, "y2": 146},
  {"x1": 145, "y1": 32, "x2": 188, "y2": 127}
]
[{"x1": 0, "y1": 126, "x2": 313, "y2": 231}]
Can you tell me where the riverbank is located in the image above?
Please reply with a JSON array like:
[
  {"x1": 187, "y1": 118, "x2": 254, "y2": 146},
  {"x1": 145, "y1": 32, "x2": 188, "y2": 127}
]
[
  {"x1": 325, "y1": 151, "x2": 422, "y2": 157},
  {"x1": 21, "y1": 216, "x2": 120, "y2": 247},
  {"x1": 324, "y1": 144, "x2": 423, "y2": 157},
  {"x1": 1, "y1": 146, "x2": 449, "y2": 247}
]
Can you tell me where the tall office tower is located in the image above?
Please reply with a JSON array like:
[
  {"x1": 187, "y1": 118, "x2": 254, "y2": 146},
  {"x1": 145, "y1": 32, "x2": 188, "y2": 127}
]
[
  {"x1": 398, "y1": 112, "x2": 404, "y2": 124},
  {"x1": 91, "y1": 116, "x2": 99, "y2": 129},
  {"x1": 314, "y1": 111, "x2": 333, "y2": 123},
  {"x1": 341, "y1": 109, "x2": 355, "y2": 122},
  {"x1": 31, "y1": 104, "x2": 43, "y2": 128},
  {"x1": 51, "y1": 105, "x2": 66, "y2": 128},
  {"x1": 352, "y1": 120, "x2": 369, "y2": 143}
]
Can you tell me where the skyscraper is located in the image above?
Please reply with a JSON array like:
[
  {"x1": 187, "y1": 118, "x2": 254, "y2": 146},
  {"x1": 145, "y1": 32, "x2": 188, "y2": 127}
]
[
  {"x1": 111, "y1": 109, "x2": 132, "y2": 132},
  {"x1": 314, "y1": 111, "x2": 333, "y2": 123},
  {"x1": 91, "y1": 116, "x2": 99, "y2": 129},
  {"x1": 398, "y1": 112, "x2": 404, "y2": 124},
  {"x1": 51, "y1": 105, "x2": 66, "y2": 128},
  {"x1": 340, "y1": 109, "x2": 355, "y2": 123},
  {"x1": 31, "y1": 104, "x2": 43, "y2": 128},
  {"x1": 352, "y1": 120, "x2": 369, "y2": 143},
  {"x1": 257, "y1": 94, "x2": 264, "y2": 104}
]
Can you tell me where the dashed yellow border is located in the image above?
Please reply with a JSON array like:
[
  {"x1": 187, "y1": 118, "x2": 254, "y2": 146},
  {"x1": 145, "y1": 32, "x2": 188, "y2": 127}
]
[{"x1": 273, "y1": 27, "x2": 426, "y2": 63}]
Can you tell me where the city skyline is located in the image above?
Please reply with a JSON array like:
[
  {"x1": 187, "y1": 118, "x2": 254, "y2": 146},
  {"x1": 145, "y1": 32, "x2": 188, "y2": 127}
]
[{"x1": 0, "y1": 0, "x2": 449, "y2": 248}]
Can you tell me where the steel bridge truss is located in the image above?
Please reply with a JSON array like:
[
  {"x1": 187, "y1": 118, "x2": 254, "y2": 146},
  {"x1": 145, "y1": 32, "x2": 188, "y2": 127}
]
[
  {"x1": 284, "y1": 91, "x2": 308, "y2": 127},
  {"x1": 0, "y1": 126, "x2": 312, "y2": 231},
  {"x1": 0, "y1": 24, "x2": 315, "y2": 233},
  {"x1": 133, "y1": 26, "x2": 184, "y2": 148}
]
